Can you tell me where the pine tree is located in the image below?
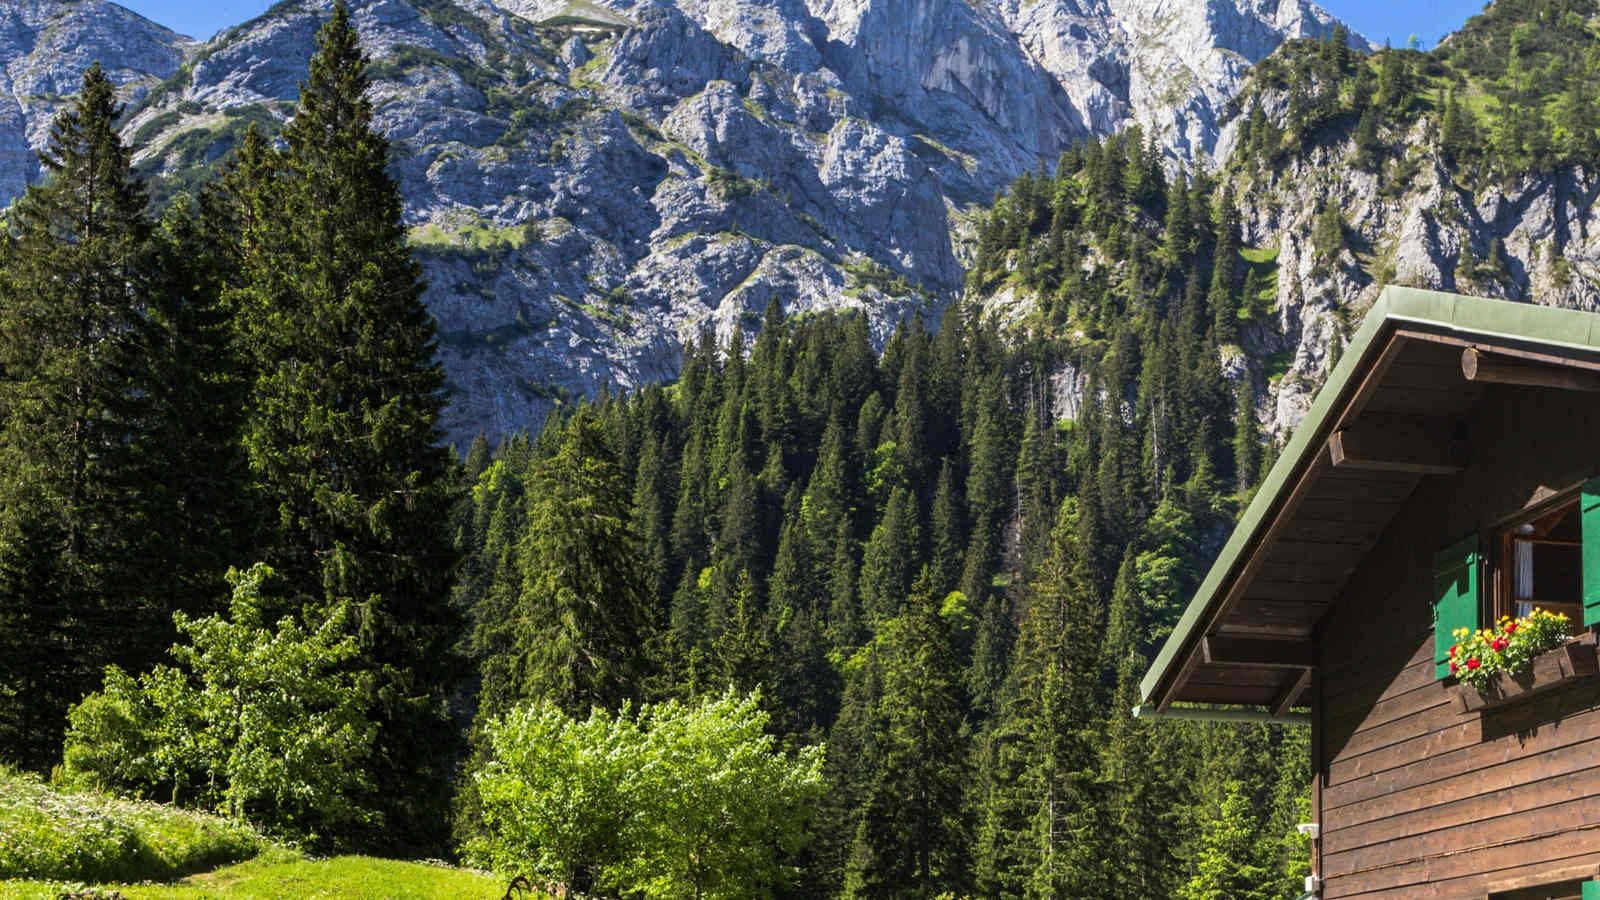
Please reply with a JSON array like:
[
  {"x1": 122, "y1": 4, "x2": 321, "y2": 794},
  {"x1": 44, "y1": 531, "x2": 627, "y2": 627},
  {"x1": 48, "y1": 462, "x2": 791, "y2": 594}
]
[
  {"x1": 1353, "y1": 104, "x2": 1382, "y2": 169},
  {"x1": 973, "y1": 498, "x2": 1108, "y2": 898},
  {"x1": 1096, "y1": 561, "x2": 1188, "y2": 898},
  {"x1": 960, "y1": 371, "x2": 1015, "y2": 602},
  {"x1": 226, "y1": 2, "x2": 461, "y2": 848},
  {"x1": 859, "y1": 485, "x2": 921, "y2": 622},
  {"x1": 0, "y1": 64, "x2": 164, "y2": 767},
  {"x1": 1161, "y1": 172, "x2": 1193, "y2": 263},
  {"x1": 929, "y1": 459, "x2": 964, "y2": 594},
  {"x1": 1233, "y1": 380, "x2": 1260, "y2": 496},
  {"x1": 144, "y1": 195, "x2": 253, "y2": 622},
  {"x1": 1177, "y1": 781, "x2": 1280, "y2": 900},
  {"x1": 769, "y1": 497, "x2": 837, "y2": 736},
  {"x1": 843, "y1": 570, "x2": 969, "y2": 898},
  {"x1": 1376, "y1": 46, "x2": 1411, "y2": 110},
  {"x1": 493, "y1": 411, "x2": 650, "y2": 716},
  {"x1": 1207, "y1": 190, "x2": 1242, "y2": 344},
  {"x1": 633, "y1": 433, "x2": 676, "y2": 608}
]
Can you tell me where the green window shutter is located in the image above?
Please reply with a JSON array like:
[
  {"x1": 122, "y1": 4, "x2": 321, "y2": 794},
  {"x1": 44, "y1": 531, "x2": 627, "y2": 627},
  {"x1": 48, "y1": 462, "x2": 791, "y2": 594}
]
[
  {"x1": 1582, "y1": 879, "x2": 1600, "y2": 900},
  {"x1": 1584, "y1": 476, "x2": 1600, "y2": 627},
  {"x1": 1433, "y1": 534, "x2": 1480, "y2": 679}
]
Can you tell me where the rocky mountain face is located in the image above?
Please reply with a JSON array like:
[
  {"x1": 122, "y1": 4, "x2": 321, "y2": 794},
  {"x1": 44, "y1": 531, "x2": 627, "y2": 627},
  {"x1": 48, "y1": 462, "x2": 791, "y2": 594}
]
[
  {"x1": 996, "y1": 63, "x2": 1600, "y2": 451},
  {"x1": 0, "y1": 0, "x2": 1363, "y2": 445},
  {"x1": 1228, "y1": 137, "x2": 1600, "y2": 445},
  {"x1": 0, "y1": 1, "x2": 189, "y2": 202}
]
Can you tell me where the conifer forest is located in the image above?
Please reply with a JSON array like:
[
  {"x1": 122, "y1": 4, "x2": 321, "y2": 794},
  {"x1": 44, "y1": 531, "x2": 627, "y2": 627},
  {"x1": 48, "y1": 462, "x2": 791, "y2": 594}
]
[{"x1": 7, "y1": 0, "x2": 1600, "y2": 896}]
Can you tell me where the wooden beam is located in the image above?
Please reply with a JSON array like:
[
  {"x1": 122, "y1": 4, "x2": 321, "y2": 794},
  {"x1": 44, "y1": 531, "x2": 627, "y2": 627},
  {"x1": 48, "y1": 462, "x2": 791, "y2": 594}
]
[
  {"x1": 1271, "y1": 666, "x2": 1314, "y2": 718},
  {"x1": 1202, "y1": 636, "x2": 1316, "y2": 668},
  {"x1": 1462, "y1": 346, "x2": 1600, "y2": 391},
  {"x1": 1483, "y1": 861, "x2": 1600, "y2": 895},
  {"x1": 1328, "y1": 414, "x2": 1467, "y2": 475}
]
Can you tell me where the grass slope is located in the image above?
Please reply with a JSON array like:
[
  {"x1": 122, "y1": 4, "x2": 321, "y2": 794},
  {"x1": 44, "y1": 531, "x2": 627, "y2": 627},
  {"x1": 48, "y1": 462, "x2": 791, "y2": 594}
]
[
  {"x1": 0, "y1": 769, "x2": 515, "y2": 899},
  {"x1": 0, "y1": 768, "x2": 260, "y2": 884},
  {"x1": 3, "y1": 849, "x2": 511, "y2": 899}
]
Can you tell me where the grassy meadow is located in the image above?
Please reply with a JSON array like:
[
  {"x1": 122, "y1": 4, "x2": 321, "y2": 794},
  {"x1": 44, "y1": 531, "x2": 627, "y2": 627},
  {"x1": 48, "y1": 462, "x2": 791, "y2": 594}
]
[{"x1": 0, "y1": 768, "x2": 514, "y2": 899}]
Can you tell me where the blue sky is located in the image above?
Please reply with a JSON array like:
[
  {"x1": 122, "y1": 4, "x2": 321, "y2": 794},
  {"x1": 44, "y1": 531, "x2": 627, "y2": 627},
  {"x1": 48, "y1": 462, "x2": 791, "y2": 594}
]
[
  {"x1": 1330, "y1": 0, "x2": 1490, "y2": 50},
  {"x1": 118, "y1": 0, "x2": 1488, "y2": 48},
  {"x1": 119, "y1": 1, "x2": 272, "y2": 40}
]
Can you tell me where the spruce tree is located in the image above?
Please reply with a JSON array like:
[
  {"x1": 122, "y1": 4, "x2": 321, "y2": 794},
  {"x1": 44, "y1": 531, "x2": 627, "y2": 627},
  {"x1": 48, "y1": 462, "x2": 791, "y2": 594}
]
[
  {"x1": 978, "y1": 499, "x2": 1109, "y2": 898},
  {"x1": 227, "y1": 2, "x2": 460, "y2": 848},
  {"x1": 491, "y1": 411, "x2": 649, "y2": 716},
  {"x1": 1177, "y1": 781, "x2": 1280, "y2": 900},
  {"x1": 843, "y1": 570, "x2": 969, "y2": 898},
  {"x1": 858, "y1": 485, "x2": 921, "y2": 622},
  {"x1": 1233, "y1": 380, "x2": 1260, "y2": 496},
  {"x1": 1207, "y1": 190, "x2": 1241, "y2": 344},
  {"x1": 144, "y1": 195, "x2": 253, "y2": 624},
  {"x1": 0, "y1": 64, "x2": 163, "y2": 766}
]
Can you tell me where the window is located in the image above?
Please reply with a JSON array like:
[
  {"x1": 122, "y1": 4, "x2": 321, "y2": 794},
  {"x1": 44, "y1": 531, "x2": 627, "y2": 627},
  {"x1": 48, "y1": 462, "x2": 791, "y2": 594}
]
[
  {"x1": 1433, "y1": 477, "x2": 1600, "y2": 680},
  {"x1": 1493, "y1": 496, "x2": 1585, "y2": 634}
]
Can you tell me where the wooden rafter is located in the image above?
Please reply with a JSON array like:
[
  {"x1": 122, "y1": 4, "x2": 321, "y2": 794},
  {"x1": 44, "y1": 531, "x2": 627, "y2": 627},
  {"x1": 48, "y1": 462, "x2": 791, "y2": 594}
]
[
  {"x1": 1271, "y1": 667, "x2": 1314, "y2": 718},
  {"x1": 1328, "y1": 414, "x2": 1468, "y2": 476},
  {"x1": 1202, "y1": 636, "x2": 1316, "y2": 668},
  {"x1": 1462, "y1": 346, "x2": 1600, "y2": 392}
]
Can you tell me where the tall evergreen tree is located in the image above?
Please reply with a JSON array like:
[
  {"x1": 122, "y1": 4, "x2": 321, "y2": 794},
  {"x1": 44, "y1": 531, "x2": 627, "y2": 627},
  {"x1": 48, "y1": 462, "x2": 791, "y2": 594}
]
[
  {"x1": 144, "y1": 195, "x2": 253, "y2": 621},
  {"x1": 973, "y1": 498, "x2": 1108, "y2": 897},
  {"x1": 0, "y1": 64, "x2": 164, "y2": 767},
  {"x1": 1177, "y1": 781, "x2": 1280, "y2": 900},
  {"x1": 1233, "y1": 380, "x2": 1260, "y2": 496},
  {"x1": 843, "y1": 570, "x2": 969, "y2": 898},
  {"x1": 1207, "y1": 190, "x2": 1242, "y2": 344},
  {"x1": 484, "y1": 411, "x2": 650, "y2": 718},
  {"x1": 226, "y1": 2, "x2": 461, "y2": 848}
]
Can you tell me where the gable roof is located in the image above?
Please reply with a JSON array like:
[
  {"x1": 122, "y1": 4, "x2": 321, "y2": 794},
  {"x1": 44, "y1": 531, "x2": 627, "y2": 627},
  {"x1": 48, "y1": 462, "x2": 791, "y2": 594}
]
[{"x1": 1139, "y1": 287, "x2": 1600, "y2": 713}]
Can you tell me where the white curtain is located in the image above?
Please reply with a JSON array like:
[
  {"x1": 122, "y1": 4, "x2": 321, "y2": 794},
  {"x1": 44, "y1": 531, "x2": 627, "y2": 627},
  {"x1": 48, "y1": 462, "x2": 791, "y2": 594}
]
[{"x1": 1514, "y1": 538, "x2": 1535, "y2": 614}]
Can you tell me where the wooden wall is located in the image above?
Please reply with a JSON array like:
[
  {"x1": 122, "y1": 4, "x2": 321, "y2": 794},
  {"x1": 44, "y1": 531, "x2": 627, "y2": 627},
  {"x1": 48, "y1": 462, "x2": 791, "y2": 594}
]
[{"x1": 1317, "y1": 383, "x2": 1600, "y2": 899}]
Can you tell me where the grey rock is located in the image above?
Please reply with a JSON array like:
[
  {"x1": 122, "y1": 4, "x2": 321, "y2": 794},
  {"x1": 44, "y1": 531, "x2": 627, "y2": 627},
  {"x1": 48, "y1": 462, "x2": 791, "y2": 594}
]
[
  {"x1": 0, "y1": 0, "x2": 1370, "y2": 446},
  {"x1": 0, "y1": 0, "x2": 189, "y2": 203}
]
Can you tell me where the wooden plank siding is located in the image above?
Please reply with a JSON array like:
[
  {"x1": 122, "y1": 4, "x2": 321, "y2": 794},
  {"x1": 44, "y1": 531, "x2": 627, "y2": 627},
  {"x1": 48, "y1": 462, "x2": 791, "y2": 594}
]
[{"x1": 1317, "y1": 383, "x2": 1600, "y2": 898}]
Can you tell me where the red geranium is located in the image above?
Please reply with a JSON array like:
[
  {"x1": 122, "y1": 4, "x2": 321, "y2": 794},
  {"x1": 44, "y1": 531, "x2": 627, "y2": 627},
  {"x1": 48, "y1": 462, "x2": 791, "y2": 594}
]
[{"x1": 1466, "y1": 658, "x2": 1481, "y2": 670}]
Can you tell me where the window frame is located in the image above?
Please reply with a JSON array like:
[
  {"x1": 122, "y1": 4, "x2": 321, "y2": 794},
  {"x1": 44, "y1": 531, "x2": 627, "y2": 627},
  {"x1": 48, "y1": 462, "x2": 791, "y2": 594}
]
[{"x1": 1489, "y1": 491, "x2": 1585, "y2": 631}]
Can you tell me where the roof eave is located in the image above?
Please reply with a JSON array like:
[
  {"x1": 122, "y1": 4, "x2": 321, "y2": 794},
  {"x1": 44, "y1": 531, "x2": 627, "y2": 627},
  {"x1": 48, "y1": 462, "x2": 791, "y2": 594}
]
[{"x1": 1138, "y1": 287, "x2": 1600, "y2": 708}]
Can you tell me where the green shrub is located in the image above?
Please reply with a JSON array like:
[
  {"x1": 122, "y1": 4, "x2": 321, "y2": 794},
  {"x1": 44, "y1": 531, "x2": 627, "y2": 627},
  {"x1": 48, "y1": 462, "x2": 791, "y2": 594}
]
[
  {"x1": 0, "y1": 767, "x2": 260, "y2": 882},
  {"x1": 467, "y1": 690, "x2": 825, "y2": 899},
  {"x1": 61, "y1": 564, "x2": 378, "y2": 845},
  {"x1": 129, "y1": 110, "x2": 181, "y2": 151}
]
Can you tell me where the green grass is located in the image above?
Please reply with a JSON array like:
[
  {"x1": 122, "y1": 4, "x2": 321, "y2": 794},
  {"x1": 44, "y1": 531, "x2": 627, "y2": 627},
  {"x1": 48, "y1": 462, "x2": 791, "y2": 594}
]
[
  {"x1": 3, "y1": 848, "x2": 513, "y2": 899},
  {"x1": 1239, "y1": 246, "x2": 1278, "y2": 265},
  {"x1": 408, "y1": 218, "x2": 533, "y2": 257},
  {"x1": 0, "y1": 769, "x2": 519, "y2": 898},
  {"x1": 1263, "y1": 346, "x2": 1295, "y2": 386},
  {"x1": 1238, "y1": 246, "x2": 1280, "y2": 319},
  {"x1": 0, "y1": 767, "x2": 261, "y2": 884}
]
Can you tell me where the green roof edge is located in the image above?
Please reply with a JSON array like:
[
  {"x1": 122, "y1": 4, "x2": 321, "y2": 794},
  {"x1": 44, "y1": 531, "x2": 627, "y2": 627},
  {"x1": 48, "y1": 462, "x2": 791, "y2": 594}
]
[{"x1": 1138, "y1": 287, "x2": 1600, "y2": 706}]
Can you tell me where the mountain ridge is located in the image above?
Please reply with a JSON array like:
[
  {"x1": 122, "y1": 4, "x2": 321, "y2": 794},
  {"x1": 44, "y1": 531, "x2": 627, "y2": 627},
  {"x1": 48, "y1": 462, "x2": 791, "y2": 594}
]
[{"x1": 1, "y1": 0, "x2": 1367, "y2": 445}]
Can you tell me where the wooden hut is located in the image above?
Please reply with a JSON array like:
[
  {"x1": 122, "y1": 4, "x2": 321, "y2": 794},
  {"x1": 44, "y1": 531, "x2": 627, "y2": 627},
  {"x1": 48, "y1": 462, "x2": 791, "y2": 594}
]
[{"x1": 1139, "y1": 287, "x2": 1600, "y2": 900}]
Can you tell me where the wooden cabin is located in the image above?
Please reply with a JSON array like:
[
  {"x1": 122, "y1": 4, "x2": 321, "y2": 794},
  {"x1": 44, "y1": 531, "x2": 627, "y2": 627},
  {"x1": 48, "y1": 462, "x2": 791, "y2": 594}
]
[{"x1": 1138, "y1": 287, "x2": 1600, "y2": 900}]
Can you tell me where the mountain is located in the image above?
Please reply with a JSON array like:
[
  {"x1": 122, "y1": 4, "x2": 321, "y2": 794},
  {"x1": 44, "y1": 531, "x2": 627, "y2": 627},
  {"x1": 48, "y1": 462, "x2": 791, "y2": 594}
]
[
  {"x1": 969, "y1": 3, "x2": 1600, "y2": 454},
  {"x1": 0, "y1": 0, "x2": 1361, "y2": 446},
  {"x1": 0, "y1": 0, "x2": 190, "y2": 202}
]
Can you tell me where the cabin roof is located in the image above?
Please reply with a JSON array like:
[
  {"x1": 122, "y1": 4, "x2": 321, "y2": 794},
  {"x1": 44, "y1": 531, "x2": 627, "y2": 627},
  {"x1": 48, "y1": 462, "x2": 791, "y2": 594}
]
[{"x1": 1139, "y1": 287, "x2": 1600, "y2": 714}]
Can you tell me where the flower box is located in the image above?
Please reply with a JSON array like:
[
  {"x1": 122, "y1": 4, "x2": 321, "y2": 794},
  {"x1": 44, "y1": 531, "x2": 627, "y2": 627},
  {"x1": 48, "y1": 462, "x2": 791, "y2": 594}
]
[{"x1": 1454, "y1": 635, "x2": 1599, "y2": 713}]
